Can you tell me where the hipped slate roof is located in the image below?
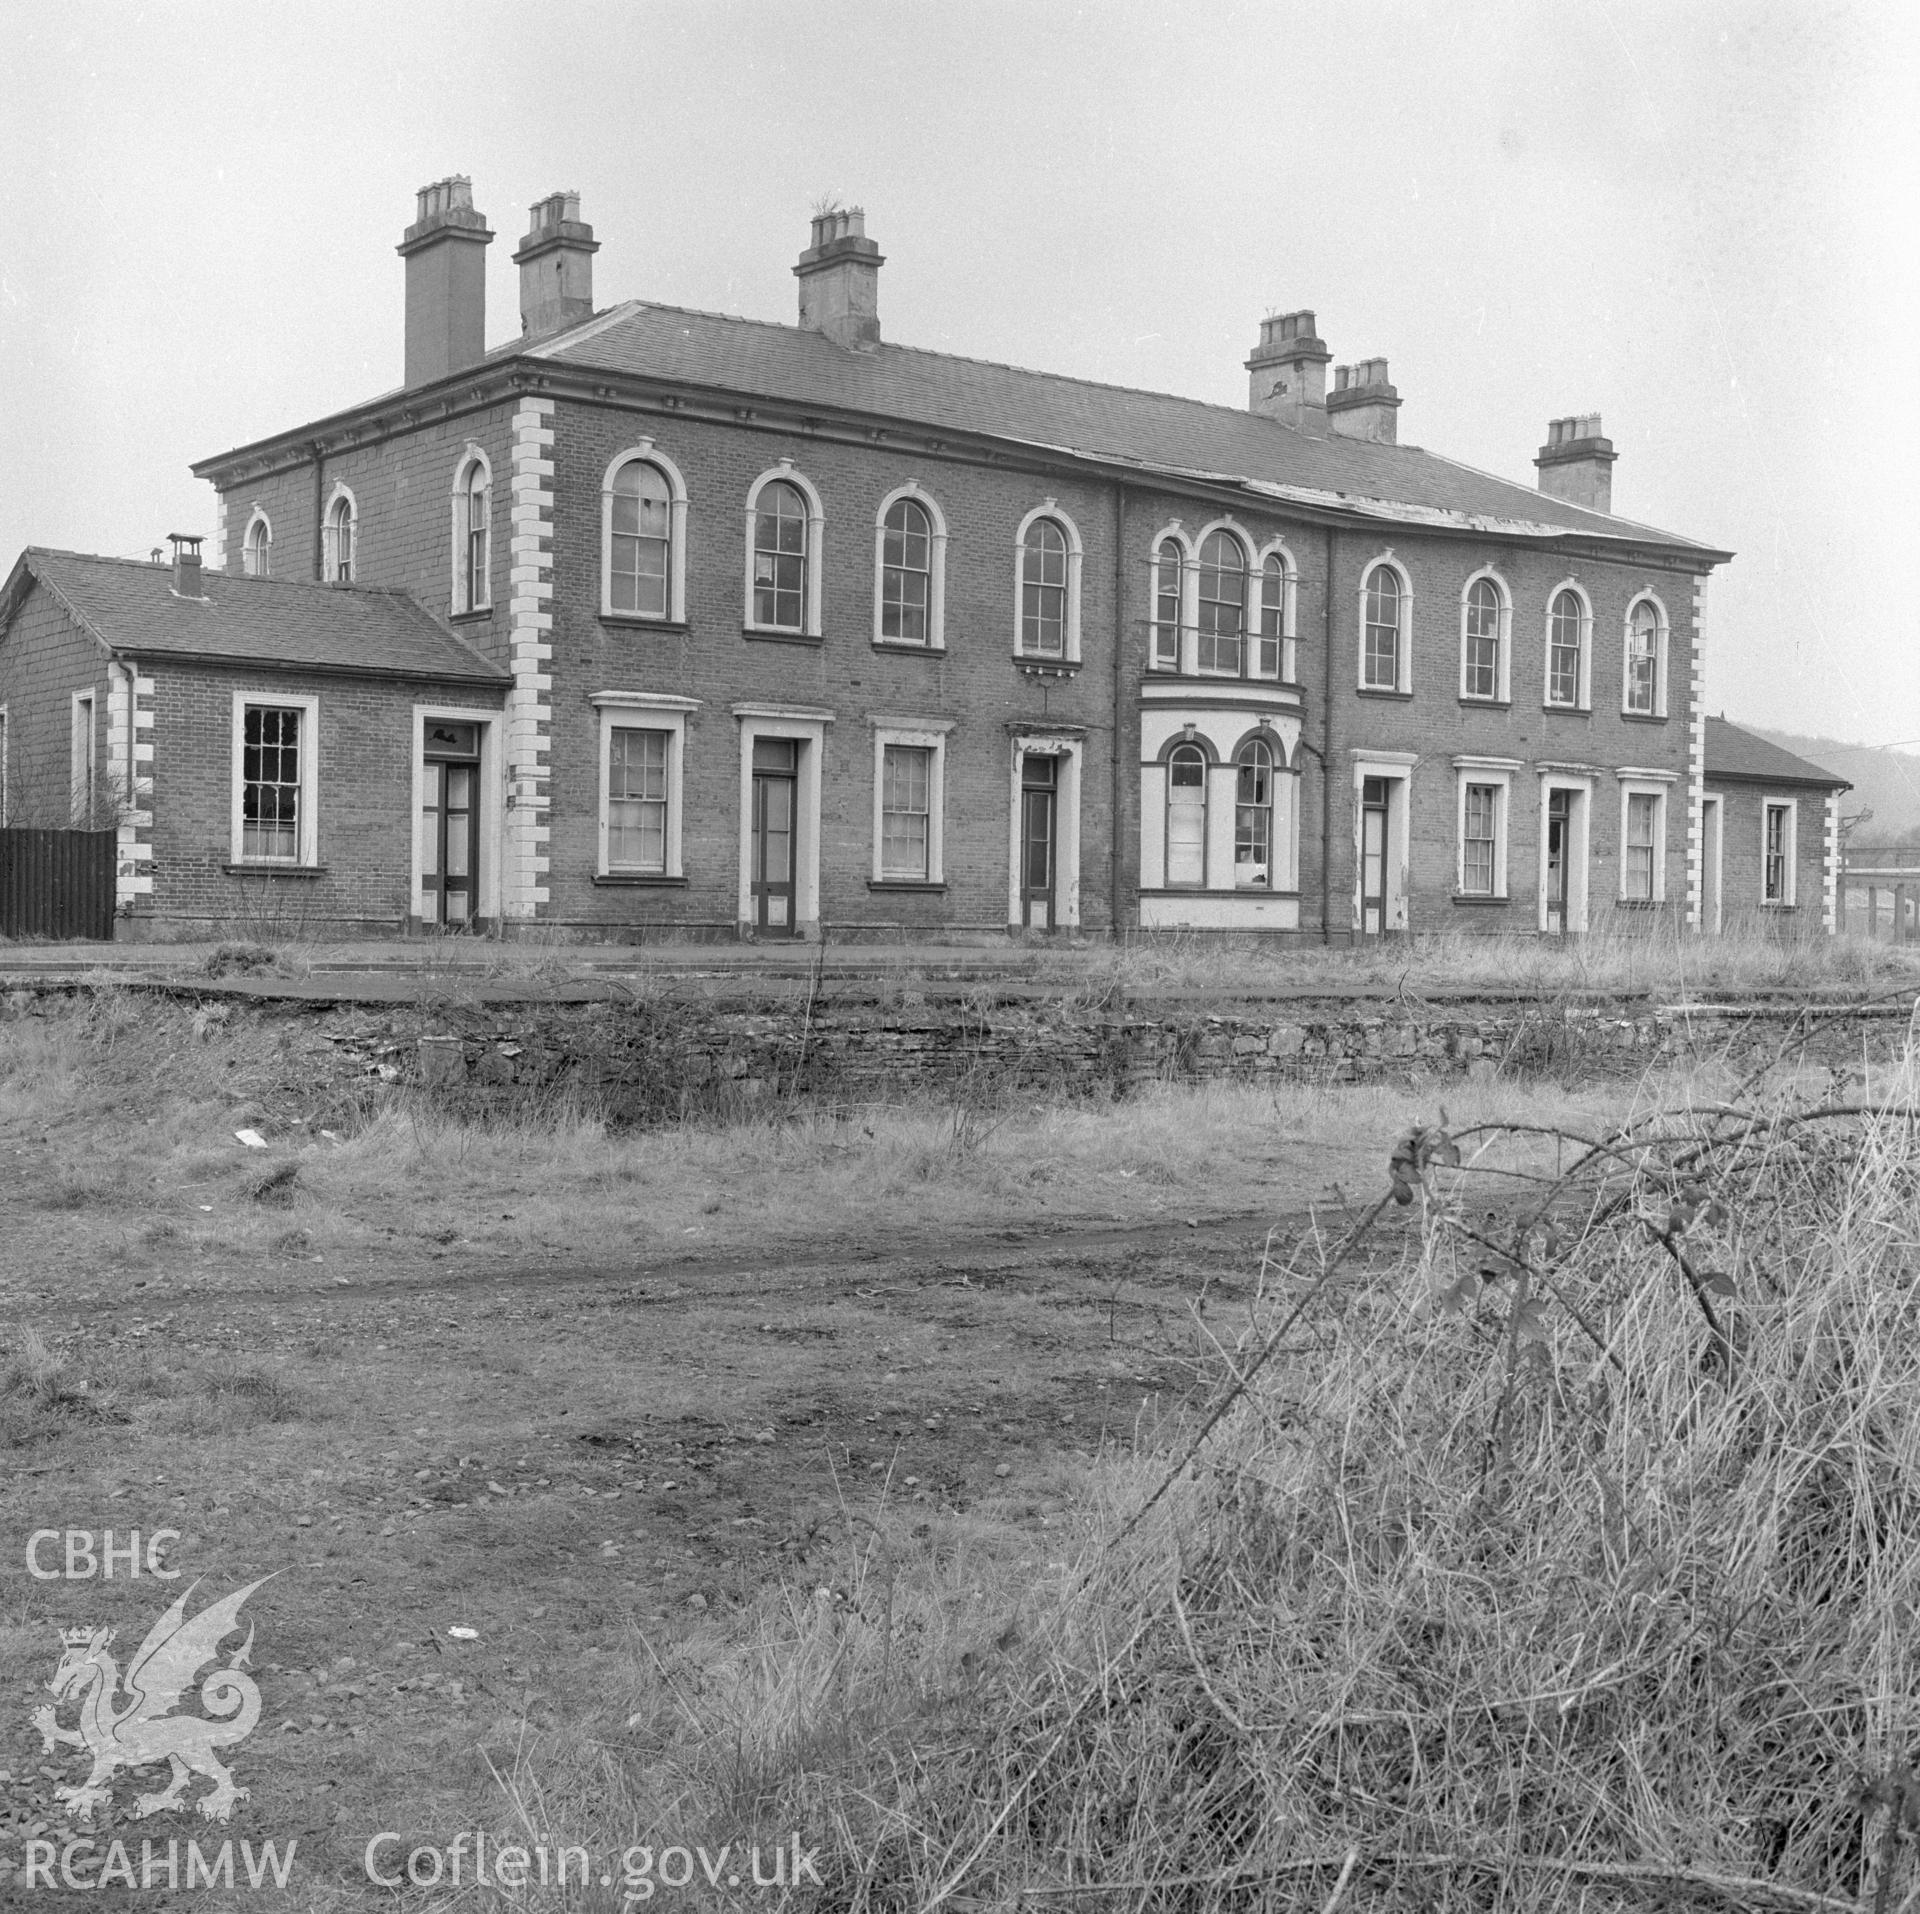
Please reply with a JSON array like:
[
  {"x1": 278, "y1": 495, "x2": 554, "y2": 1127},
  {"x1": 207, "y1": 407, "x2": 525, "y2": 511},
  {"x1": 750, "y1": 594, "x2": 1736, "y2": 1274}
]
[
  {"x1": 524, "y1": 301, "x2": 1720, "y2": 554},
  {"x1": 195, "y1": 298, "x2": 1727, "y2": 561},
  {"x1": 0, "y1": 550, "x2": 508, "y2": 686},
  {"x1": 1704, "y1": 717, "x2": 1849, "y2": 791}
]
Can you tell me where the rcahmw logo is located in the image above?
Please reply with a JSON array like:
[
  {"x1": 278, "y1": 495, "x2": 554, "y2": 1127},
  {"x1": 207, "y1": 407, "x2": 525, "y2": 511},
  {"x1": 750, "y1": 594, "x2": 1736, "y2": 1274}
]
[
  {"x1": 27, "y1": 1530, "x2": 180, "y2": 1580},
  {"x1": 32, "y1": 1576, "x2": 275, "y2": 1824},
  {"x1": 12, "y1": 1837, "x2": 296, "y2": 1892}
]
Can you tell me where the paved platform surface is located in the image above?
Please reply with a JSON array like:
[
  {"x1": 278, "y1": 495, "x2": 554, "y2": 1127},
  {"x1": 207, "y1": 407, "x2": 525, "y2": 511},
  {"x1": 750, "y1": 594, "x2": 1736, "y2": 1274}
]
[{"x1": 1, "y1": 936, "x2": 1914, "y2": 1012}]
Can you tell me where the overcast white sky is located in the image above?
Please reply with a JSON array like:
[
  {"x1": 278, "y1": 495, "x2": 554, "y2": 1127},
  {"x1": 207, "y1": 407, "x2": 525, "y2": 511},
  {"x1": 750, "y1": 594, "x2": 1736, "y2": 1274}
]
[{"x1": 1, "y1": 0, "x2": 1915, "y2": 745}]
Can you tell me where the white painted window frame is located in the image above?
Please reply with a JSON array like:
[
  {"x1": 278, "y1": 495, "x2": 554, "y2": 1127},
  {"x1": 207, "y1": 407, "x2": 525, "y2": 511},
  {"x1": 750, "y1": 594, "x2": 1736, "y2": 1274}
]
[
  {"x1": 229, "y1": 689, "x2": 319, "y2": 867},
  {"x1": 1006, "y1": 732, "x2": 1084, "y2": 929},
  {"x1": 1544, "y1": 579, "x2": 1593, "y2": 711},
  {"x1": 1622, "y1": 590, "x2": 1669, "y2": 718},
  {"x1": 243, "y1": 507, "x2": 273, "y2": 578},
  {"x1": 450, "y1": 445, "x2": 493, "y2": 614},
  {"x1": 599, "y1": 443, "x2": 689, "y2": 624},
  {"x1": 1013, "y1": 500, "x2": 1083, "y2": 663},
  {"x1": 1147, "y1": 522, "x2": 1192, "y2": 673},
  {"x1": 1615, "y1": 769, "x2": 1675, "y2": 903},
  {"x1": 1453, "y1": 756, "x2": 1519, "y2": 898},
  {"x1": 869, "y1": 717, "x2": 954, "y2": 883},
  {"x1": 591, "y1": 691, "x2": 698, "y2": 879},
  {"x1": 1762, "y1": 796, "x2": 1798, "y2": 907},
  {"x1": 1255, "y1": 537, "x2": 1299, "y2": 684},
  {"x1": 743, "y1": 461, "x2": 825, "y2": 637},
  {"x1": 1190, "y1": 517, "x2": 1255, "y2": 681},
  {"x1": 871, "y1": 483, "x2": 948, "y2": 651},
  {"x1": 1458, "y1": 566, "x2": 1512, "y2": 704},
  {"x1": 1357, "y1": 553, "x2": 1413, "y2": 693},
  {"x1": 1699, "y1": 791, "x2": 1724, "y2": 933},
  {"x1": 323, "y1": 481, "x2": 358, "y2": 584},
  {"x1": 410, "y1": 703, "x2": 504, "y2": 923}
]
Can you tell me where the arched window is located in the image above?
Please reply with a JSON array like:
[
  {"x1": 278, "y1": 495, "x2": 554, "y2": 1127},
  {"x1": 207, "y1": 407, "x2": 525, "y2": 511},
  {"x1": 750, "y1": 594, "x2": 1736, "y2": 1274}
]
[
  {"x1": 453, "y1": 456, "x2": 491, "y2": 614},
  {"x1": 1363, "y1": 564, "x2": 1403, "y2": 689},
  {"x1": 609, "y1": 459, "x2": 672, "y2": 618},
  {"x1": 325, "y1": 491, "x2": 355, "y2": 584},
  {"x1": 1166, "y1": 741, "x2": 1208, "y2": 887},
  {"x1": 753, "y1": 478, "x2": 809, "y2": 631},
  {"x1": 1234, "y1": 740, "x2": 1275, "y2": 889},
  {"x1": 1020, "y1": 517, "x2": 1068, "y2": 657},
  {"x1": 1463, "y1": 576, "x2": 1503, "y2": 700},
  {"x1": 1548, "y1": 588, "x2": 1586, "y2": 707},
  {"x1": 1257, "y1": 553, "x2": 1290, "y2": 681},
  {"x1": 1196, "y1": 531, "x2": 1247, "y2": 675},
  {"x1": 880, "y1": 495, "x2": 932, "y2": 644},
  {"x1": 243, "y1": 512, "x2": 271, "y2": 579},
  {"x1": 1152, "y1": 538, "x2": 1183, "y2": 671},
  {"x1": 1626, "y1": 599, "x2": 1662, "y2": 714}
]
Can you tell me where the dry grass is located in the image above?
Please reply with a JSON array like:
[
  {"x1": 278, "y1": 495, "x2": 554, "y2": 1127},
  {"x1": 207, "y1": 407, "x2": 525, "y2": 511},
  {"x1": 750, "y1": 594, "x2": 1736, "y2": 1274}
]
[{"x1": 471, "y1": 1045, "x2": 1920, "y2": 1912}]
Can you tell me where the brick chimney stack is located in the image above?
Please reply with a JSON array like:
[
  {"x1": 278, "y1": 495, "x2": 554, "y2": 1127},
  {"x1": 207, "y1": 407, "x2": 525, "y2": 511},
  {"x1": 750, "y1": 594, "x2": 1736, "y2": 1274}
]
[
  {"x1": 1535, "y1": 415, "x2": 1616, "y2": 514},
  {"x1": 794, "y1": 207, "x2": 883, "y2": 352},
  {"x1": 1327, "y1": 360, "x2": 1401, "y2": 445},
  {"x1": 513, "y1": 192, "x2": 599, "y2": 338},
  {"x1": 397, "y1": 177, "x2": 494, "y2": 387},
  {"x1": 168, "y1": 532, "x2": 205, "y2": 600},
  {"x1": 1246, "y1": 311, "x2": 1331, "y2": 431}
]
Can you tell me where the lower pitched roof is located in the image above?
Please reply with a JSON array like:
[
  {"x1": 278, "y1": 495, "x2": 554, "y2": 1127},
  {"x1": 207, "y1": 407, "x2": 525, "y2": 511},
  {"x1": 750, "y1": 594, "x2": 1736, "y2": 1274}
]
[
  {"x1": 1704, "y1": 716, "x2": 1849, "y2": 791},
  {"x1": 1, "y1": 550, "x2": 508, "y2": 686}
]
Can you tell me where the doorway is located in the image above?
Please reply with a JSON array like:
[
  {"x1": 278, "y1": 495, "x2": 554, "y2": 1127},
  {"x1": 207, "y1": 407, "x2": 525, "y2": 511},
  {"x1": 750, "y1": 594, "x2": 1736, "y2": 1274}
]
[
  {"x1": 750, "y1": 736, "x2": 799, "y2": 937},
  {"x1": 421, "y1": 720, "x2": 481, "y2": 929},
  {"x1": 1360, "y1": 776, "x2": 1391, "y2": 935},
  {"x1": 1545, "y1": 788, "x2": 1572, "y2": 935},
  {"x1": 1021, "y1": 754, "x2": 1058, "y2": 932}
]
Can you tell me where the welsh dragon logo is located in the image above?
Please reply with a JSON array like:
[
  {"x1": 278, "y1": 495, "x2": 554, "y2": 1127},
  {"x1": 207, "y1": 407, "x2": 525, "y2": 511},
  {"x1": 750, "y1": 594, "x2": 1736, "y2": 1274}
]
[{"x1": 33, "y1": 1577, "x2": 272, "y2": 1823}]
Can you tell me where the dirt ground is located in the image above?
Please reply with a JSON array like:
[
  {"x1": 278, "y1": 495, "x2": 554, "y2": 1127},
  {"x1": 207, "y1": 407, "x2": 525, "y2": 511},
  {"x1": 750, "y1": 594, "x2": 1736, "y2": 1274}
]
[{"x1": 0, "y1": 990, "x2": 1466, "y2": 1904}]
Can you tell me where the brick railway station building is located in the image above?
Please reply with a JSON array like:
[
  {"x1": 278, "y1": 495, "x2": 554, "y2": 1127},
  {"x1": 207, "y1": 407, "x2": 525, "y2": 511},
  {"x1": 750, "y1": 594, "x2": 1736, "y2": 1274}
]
[{"x1": 3, "y1": 176, "x2": 1770, "y2": 944}]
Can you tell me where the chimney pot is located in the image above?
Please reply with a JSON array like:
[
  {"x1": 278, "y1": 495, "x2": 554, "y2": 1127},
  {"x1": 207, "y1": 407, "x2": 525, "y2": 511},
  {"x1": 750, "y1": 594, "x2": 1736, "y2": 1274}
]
[
  {"x1": 1535, "y1": 414, "x2": 1617, "y2": 514},
  {"x1": 514, "y1": 190, "x2": 600, "y2": 338},
  {"x1": 795, "y1": 205, "x2": 884, "y2": 351},
  {"x1": 397, "y1": 175, "x2": 494, "y2": 387},
  {"x1": 168, "y1": 532, "x2": 205, "y2": 599}
]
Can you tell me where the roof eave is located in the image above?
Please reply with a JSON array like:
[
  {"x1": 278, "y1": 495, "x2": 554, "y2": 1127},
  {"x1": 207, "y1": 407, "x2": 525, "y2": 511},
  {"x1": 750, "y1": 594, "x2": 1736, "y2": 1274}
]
[{"x1": 111, "y1": 645, "x2": 509, "y2": 687}]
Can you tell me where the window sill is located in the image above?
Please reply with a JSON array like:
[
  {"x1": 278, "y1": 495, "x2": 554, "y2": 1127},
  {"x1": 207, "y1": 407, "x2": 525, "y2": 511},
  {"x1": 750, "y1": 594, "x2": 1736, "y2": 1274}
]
[
  {"x1": 448, "y1": 607, "x2": 492, "y2": 624},
  {"x1": 1616, "y1": 897, "x2": 1664, "y2": 910},
  {"x1": 1136, "y1": 887, "x2": 1302, "y2": 899},
  {"x1": 743, "y1": 626, "x2": 822, "y2": 647},
  {"x1": 224, "y1": 862, "x2": 326, "y2": 878},
  {"x1": 1458, "y1": 697, "x2": 1512, "y2": 710},
  {"x1": 1542, "y1": 702, "x2": 1591, "y2": 716},
  {"x1": 1761, "y1": 900, "x2": 1799, "y2": 911},
  {"x1": 602, "y1": 614, "x2": 689, "y2": 635},
  {"x1": 1451, "y1": 893, "x2": 1511, "y2": 907},
  {"x1": 1356, "y1": 685, "x2": 1413, "y2": 700},
  {"x1": 872, "y1": 638, "x2": 945, "y2": 656},
  {"x1": 1014, "y1": 655, "x2": 1080, "y2": 675},
  {"x1": 868, "y1": 879, "x2": 947, "y2": 894},
  {"x1": 1619, "y1": 710, "x2": 1669, "y2": 724},
  {"x1": 593, "y1": 872, "x2": 689, "y2": 888}
]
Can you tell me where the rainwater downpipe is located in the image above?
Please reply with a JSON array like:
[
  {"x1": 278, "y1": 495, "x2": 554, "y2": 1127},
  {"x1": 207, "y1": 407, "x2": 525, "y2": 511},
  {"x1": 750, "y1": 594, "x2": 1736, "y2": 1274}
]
[
  {"x1": 1321, "y1": 524, "x2": 1336, "y2": 942},
  {"x1": 1110, "y1": 481, "x2": 1126, "y2": 939},
  {"x1": 309, "y1": 442, "x2": 326, "y2": 583}
]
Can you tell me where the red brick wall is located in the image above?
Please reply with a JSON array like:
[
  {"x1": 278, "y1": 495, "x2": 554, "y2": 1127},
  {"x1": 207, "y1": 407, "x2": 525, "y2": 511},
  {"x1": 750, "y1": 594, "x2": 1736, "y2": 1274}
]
[
  {"x1": 137, "y1": 663, "x2": 503, "y2": 937},
  {"x1": 1706, "y1": 779, "x2": 1833, "y2": 936},
  {"x1": 1321, "y1": 535, "x2": 1701, "y2": 937},
  {"x1": 204, "y1": 383, "x2": 1715, "y2": 946},
  {"x1": 214, "y1": 401, "x2": 520, "y2": 676}
]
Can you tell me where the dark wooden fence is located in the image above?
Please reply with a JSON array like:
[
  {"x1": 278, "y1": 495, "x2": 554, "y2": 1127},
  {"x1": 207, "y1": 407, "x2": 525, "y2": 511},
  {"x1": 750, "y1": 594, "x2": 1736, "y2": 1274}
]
[{"x1": 0, "y1": 828, "x2": 117, "y2": 940}]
